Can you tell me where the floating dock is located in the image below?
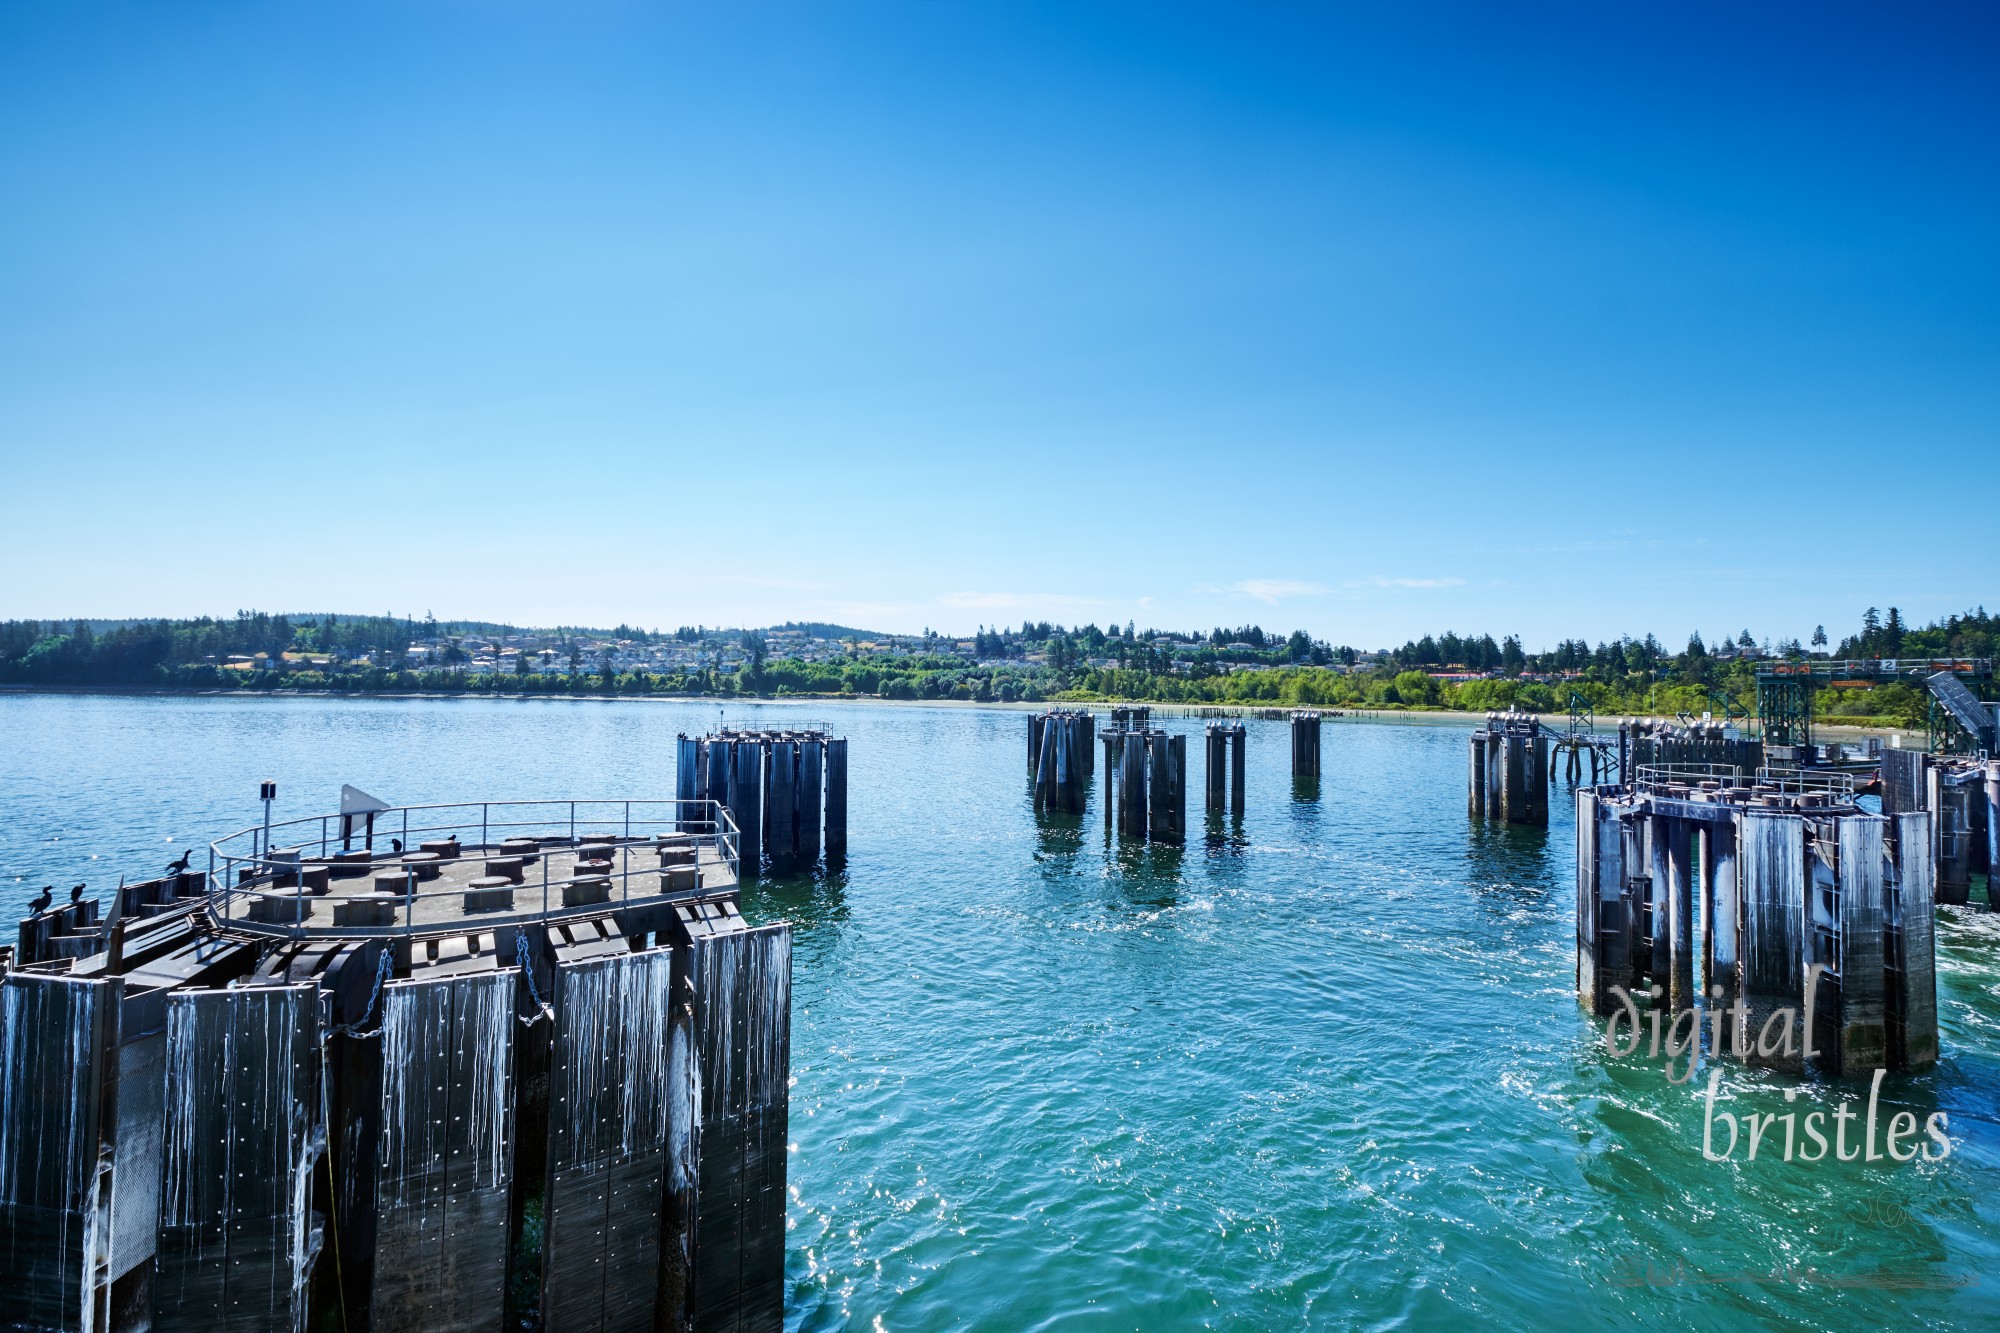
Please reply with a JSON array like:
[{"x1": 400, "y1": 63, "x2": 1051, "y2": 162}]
[{"x1": 0, "y1": 797, "x2": 790, "y2": 1333}]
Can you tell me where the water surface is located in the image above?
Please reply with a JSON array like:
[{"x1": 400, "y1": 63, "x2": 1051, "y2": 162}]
[{"x1": 1, "y1": 693, "x2": 1994, "y2": 1330}]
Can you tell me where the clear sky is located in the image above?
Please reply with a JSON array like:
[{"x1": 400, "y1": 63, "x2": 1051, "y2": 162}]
[{"x1": 2, "y1": 2, "x2": 1994, "y2": 650}]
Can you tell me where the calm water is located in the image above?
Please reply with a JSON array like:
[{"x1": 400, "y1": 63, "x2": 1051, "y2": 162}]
[{"x1": 2, "y1": 692, "x2": 1996, "y2": 1331}]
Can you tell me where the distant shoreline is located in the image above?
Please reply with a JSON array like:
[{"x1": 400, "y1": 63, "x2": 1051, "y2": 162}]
[{"x1": 0, "y1": 682, "x2": 1922, "y2": 742}]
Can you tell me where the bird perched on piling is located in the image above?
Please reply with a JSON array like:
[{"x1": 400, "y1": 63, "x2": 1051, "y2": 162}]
[
  {"x1": 70, "y1": 883, "x2": 86, "y2": 903},
  {"x1": 30, "y1": 886, "x2": 53, "y2": 912},
  {"x1": 166, "y1": 849, "x2": 192, "y2": 875}
]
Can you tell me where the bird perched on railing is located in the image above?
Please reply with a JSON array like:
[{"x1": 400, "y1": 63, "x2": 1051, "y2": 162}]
[
  {"x1": 390, "y1": 838, "x2": 403, "y2": 853},
  {"x1": 29, "y1": 886, "x2": 53, "y2": 912},
  {"x1": 70, "y1": 883, "x2": 86, "y2": 903},
  {"x1": 166, "y1": 849, "x2": 192, "y2": 875}
]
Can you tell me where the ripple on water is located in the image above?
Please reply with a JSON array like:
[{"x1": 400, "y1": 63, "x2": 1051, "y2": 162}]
[{"x1": 1, "y1": 696, "x2": 1995, "y2": 1330}]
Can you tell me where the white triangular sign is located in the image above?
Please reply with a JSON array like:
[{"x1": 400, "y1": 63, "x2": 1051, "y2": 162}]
[{"x1": 341, "y1": 784, "x2": 392, "y2": 815}]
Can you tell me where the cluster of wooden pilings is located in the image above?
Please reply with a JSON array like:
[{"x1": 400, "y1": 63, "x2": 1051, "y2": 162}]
[
  {"x1": 1883, "y1": 750, "x2": 2000, "y2": 906},
  {"x1": 1101, "y1": 717, "x2": 1187, "y2": 842},
  {"x1": 0, "y1": 809, "x2": 789, "y2": 1333},
  {"x1": 1029, "y1": 710, "x2": 1095, "y2": 814},
  {"x1": 1290, "y1": 712, "x2": 1322, "y2": 780},
  {"x1": 678, "y1": 726, "x2": 848, "y2": 873},
  {"x1": 1468, "y1": 712, "x2": 1551, "y2": 825},
  {"x1": 1578, "y1": 770, "x2": 1937, "y2": 1075},
  {"x1": 1204, "y1": 723, "x2": 1247, "y2": 815},
  {"x1": 1620, "y1": 719, "x2": 1765, "y2": 781}
]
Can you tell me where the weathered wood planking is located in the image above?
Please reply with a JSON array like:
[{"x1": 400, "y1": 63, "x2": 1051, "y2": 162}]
[
  {"x1": 684, "y1": 923, "x2": 790, "y2": 1333},
  {"x1": 1738, "y1": 813, "x2": 1806, "y2": 1071},
  {"x1": 0, "y1": 973, "x2": 117, "y2": 1332},
  {"x1": 369, "y1": 972, "x2": 516, "y2": 1333},
  {"x1": 1824, "y1": 817, "x2": 1888, "y2": 1076},
  {"x1": 1889, "y1": 811, "x2": 1938, "y2": 1070},
  {"x1": 544, "y1": 948, "x2": 676, "y2": 1333},
  {"x1": 109, "y1": 1027, "x2": 165, "y2": 1300},
  {"x1": 155, "y1": 983, "x2": 320, "y2": 1333}
]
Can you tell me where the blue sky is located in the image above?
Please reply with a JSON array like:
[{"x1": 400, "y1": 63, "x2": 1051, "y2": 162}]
[{"x1": 2, "y1": 2, "x2": 1994, "y2": 650}]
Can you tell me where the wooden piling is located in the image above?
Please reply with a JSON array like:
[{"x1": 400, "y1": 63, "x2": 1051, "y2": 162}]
[
  {"x1": 0, "y1": 973, "x2": 121, "y2": 1330},
  {"x1": 766, "y1": 741, "x2": 798, "y2": 873},
  {"x1": 799, "y1": 739, "x2": 823, "y2": 868},
  {"x1": 1229, "y1": 725, "x2": 1246, "y2": 817},
  {"x1": 1707, "y1": 822, "x2": 1740, "y2": 1019},
  {"x1": 1739, "y1": 812, "x2": 1806, "y2": 1072},
  {"x1": 1574, "y1": 790, "x2": 1638, "y2": 1015},
  {"x1": 1887, "y1": 811, "x2": 1938, "y2": 1070},
  {"x1": 1503, "y1": 735, "x2": 1527, "y2": 824},
  {"x1": 360, "y1": 973, "x2": 514, "y2": 1333},
  {"x1": 731, "y1": 741, "x2": 763, "y2": 870},
  {"x1": 155, "y1": 984, "x2": 320, "y2": 1332},
  {"x1": 543, "y1": 950, "x2": 673, "y2": 1330},
  {"x1": 1205, "y1": 726, "x2": 1228, "y2": 813},
  {"x1": 825, "y1": 738, "x2": 848, "y2": 866},
  {"x1": 1119, "y1": 733, "x2": 1148, "y2": 839},
  {"x1": 1809, "y1": 817, "x2": 1889, "y2": 1076},
  {"x1": 1290, "y1": 712, "x2": 1321, "y2": 780},
  {"x1": 1468, "y1": 735, "x2": 1486, "y2": 819},
  {"x1": 1663, "y1": 817, "x2": 1694, "y2": 1013},
  {"x1": 677, "y1": 923, "x2": 790, "y2": 1333}
]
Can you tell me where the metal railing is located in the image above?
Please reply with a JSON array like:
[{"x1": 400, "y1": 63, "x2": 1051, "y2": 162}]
[
  {"x1": 711, "y1": 719, "x2": 836, "y2": 738},
  {"x1": 1754, "y1": 767, "x2": 1857, "y2": 799},
  {"x1": 206, "y1": 798, "x2": 740, "y2": 944},
  {"x1": 1634, "y1": 763, "x2": 1744, "y2": 793}
]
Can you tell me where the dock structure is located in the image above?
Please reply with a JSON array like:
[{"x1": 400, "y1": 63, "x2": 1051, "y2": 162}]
[
  {"x1": 1028, "y1": 710, "x2": 1094, "y2": 814},
  {"x1": 1620, "y1": 718, "x2": 1764, "y2": 779},
  {"x1": 1204, "y1": 723, "x2": 1247, "y2": 816},
  {"x1": 1290, "y1": 712, "x2": 1322, "y2": 780},
  {"x1": 1468, "y1": 711, "x2": 1550, "y2": 826},
  {"x1": 1100, "y1": 715, "x2": 1186, "y2": 842},
  {"x1": 1882, "y1": 749, "x2": 1999, "y2": 907},
  {"x1": 678, "y1": 722, "x2": 847, "y2": 874},
  {"x1": 0, "y1": 797, "x2": 790, "y2": 1333},
  {"x1": 1578, "y1": 768, "x2": 1937, "y2": 1077}
]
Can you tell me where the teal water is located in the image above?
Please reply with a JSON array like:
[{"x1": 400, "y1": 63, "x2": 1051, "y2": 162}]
[{"x1": 2, "y1": 693, "x2": 1995, "y2": 1330}]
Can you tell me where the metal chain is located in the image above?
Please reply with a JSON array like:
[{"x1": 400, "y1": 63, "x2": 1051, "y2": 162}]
[
  {"x1": 515, "y1": 926, "x2": 553, "y2": 1027},
  {"x1": 323, "y1": 947, "x2": 395, "y2": 1041}
]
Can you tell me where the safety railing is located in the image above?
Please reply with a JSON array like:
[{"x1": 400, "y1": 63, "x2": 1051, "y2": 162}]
[
  {"x1": 206, "y1": 798, "x2": 739, "y2": 943},
  {"x1": 1633, "y1": 762, "x2": 1744, "y2": 793},
  {"x1": 1754, "y1": 767, "x2": 1858, "y2": 799}
]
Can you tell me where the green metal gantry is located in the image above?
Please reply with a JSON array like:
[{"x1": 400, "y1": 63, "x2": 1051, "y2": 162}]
[{"x1": 1756, "y1": 675, "x2": 1813, "y2": 748}]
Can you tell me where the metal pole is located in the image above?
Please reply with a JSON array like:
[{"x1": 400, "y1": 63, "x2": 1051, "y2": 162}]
[{"x1": 482, "y1": 803, "x2": 489, "y2": 852}]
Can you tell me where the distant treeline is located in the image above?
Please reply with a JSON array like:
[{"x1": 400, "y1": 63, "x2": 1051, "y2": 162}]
[{"x1": 1, "y1": 606, "x2": 1991, "y2": 727}]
